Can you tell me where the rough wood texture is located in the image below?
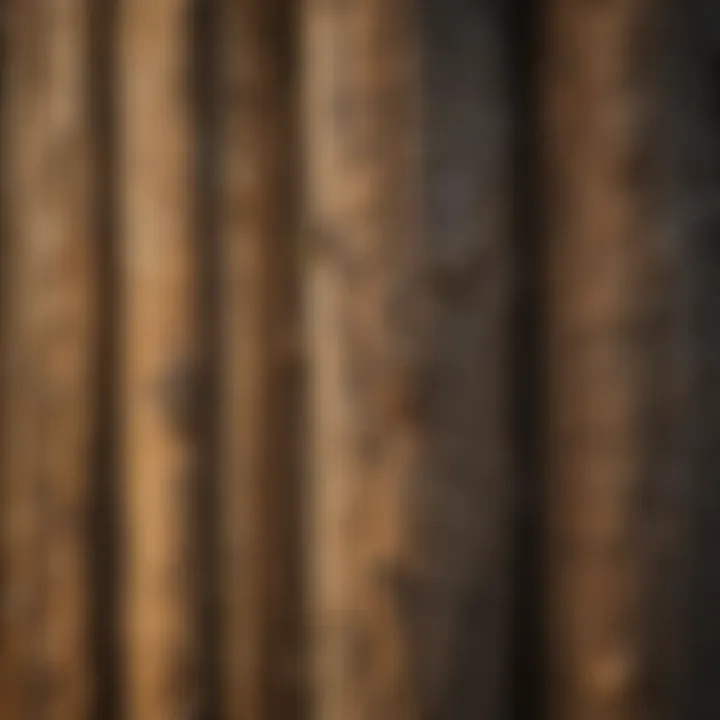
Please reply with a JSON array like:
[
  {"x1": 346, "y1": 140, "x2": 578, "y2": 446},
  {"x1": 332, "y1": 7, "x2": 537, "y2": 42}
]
[
  {"x1": 676, "y1": 3, "x2": 720, "y2": 718},
  {"x1": 34, "y1": 3, "x2": 96, "y2": 719},
  {"x1": 303, "y1": 1, "x2": 426, "y2": 718},
  {"x1": 1, "y1": 8, "x2": 45, "y2": 718},
  {"x1": 218, "y1": 1, "x2": 302, "y2": 719},
  {"x1": 543, "y1": 1, "x2": 673, "y2": 719},
  {"x1": 118, "y1": 1, "x2": 201, "y2": 718},
  {"x1": 302, "y1": 2, "x2": 355, "y2": 716},
  {"x1": 304, "y1": 2, "x2": 512, "y2": 718},
  {"x1": 420, "y1": 1, "x2": 512, "y2": 717},
  {"x1": 1, "y1": 3, "x2": 96, "y2": 719}
]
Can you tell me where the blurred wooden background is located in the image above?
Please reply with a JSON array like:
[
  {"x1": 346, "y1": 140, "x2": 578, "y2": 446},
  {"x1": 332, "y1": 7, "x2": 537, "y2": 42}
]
[{"x1": 0, "y1": 1, "x2": 712, "y2": 719}]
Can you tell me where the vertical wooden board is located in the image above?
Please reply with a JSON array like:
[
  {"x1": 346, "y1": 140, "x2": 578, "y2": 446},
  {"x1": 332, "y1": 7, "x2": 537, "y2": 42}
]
[
  {"x1": 543, "y1": 1, "x2": 670, "y2": 719},
  {"x1": 118, "y1": 1, "x2": 201, "y2": 719},
  {"x1": 218, "y1": 8, "x2": 266, "y2": 717},
  {"x1": 36, "y1": 2, "x2": 96, "y2": 719},
  {"x1": 302, "y1": 1, "x2": 470, "y2": 718},
  {"x1": 0, "y1": 9, "x2": 45, "y2": 719},
  {"x1": 41, "y1": 3, "x2": 97, "y2": 718},
  {"x1": 1, "y1": 2, "x2": 96, "y2": 718},
  {"x1": 301, "y1": 1, "x2": 355, "y2": 717},
  {"x1": 675, "y1": 2, "x2": 720, "y2": 717},
  {"x1": 419, "y1": 1, "x2": 513, "y2": 717},
  {"x1": 218, "y1": 1, "x2": 302, "y2": 719}
]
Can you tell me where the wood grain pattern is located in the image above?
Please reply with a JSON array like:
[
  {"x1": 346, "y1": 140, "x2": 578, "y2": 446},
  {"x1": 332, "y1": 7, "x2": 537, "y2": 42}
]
[
  {"x1": 118, "y1": 1, "x2": 201, "y2": 718},
  {"x1": 303, "y1": 1, "x2": 428, "y2": 717},
  {"x1": 543, "y1": 2, "x2": 671, "y2": 719},
  {"x1": 1, "y1": 3, "x2": 96, "y2": 719},
  {"x1": 218, "y1": 1, "x2": 302, "y2": 719},
  {"x1": 304, "y1": 3, "x2": 513, "y2": 718}
]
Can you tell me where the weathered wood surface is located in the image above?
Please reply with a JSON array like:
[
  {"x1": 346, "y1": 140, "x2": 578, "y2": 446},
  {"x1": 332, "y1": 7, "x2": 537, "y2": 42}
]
[
  {"x1": 543, "y1": 1, "x2": 676, "y2": 719},
  {"x1": 0, "y1": 3, "x2": 698, "y2": 720},
  {"x1": 420, "y1": 1, "x2": 513, "y2": 717},
  {"x1": 1, "y1": 3, "x2": 96, "y2": 719},
  {"x1": 118, "y1": 1, "x2": 201, "y2": 718},
  {"x1": 676, "y1": 3, "x2": 720, "y2": 718},
  {"x1": 304, "y1": 1, "x2": 512, "y2": 718},
  {"x1": 217, "y1": 1, "x2": 302, "y2": 719}
]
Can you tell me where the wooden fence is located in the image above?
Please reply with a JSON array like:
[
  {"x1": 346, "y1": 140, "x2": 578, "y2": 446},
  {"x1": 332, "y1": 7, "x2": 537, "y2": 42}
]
[{"x1": 0, "y1": 1, "x2": 712, "y2": 719}]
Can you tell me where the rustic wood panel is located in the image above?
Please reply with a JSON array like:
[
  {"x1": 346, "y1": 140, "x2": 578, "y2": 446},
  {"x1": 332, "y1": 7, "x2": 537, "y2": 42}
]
[
  {"x1": 118, "y1": 1, "x2": 201, "y2": 718},
  {"x1": 543, "y1": 1, "x2": 674, "y2": 719},
  {"x1": 217, "y1": 1, "x2": 302, "y2": 719},
  {"x1": 1, "y1": 3, "x2": 96, "y2": 719}
]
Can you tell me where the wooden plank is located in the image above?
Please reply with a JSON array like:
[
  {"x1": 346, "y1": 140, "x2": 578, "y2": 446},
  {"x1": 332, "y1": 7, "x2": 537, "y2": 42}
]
[
  {"x1": 419, "y1": 1, "x2": 513, "y2": 716},
  {"x1": 302, "y1": 2, "x2": 426, "y2": 717},
  {"x1": 217, "y1": 1, "x2": 302, "y2": 719},
  {"x1": 675, "y1": 2, "x2": 720, "y2": 716},
  {"x1": 302, "y1": 1, "x2": 355, "y2": 716},
  {"x1": 1, "y1": 3, "x2": 96, "y2": 718},
  {"x1": 118, "y1": 1, "x2": 201, "y2": 718},
  {"x1": 542, "y1": 1, "x2": 672, "y2": 718},
  {"x1": 35, "y1": 3, "x2": 96, "y2": 718},
  {"x1": 0, "y1": 8, "x2": 44, "y2": 717}
]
